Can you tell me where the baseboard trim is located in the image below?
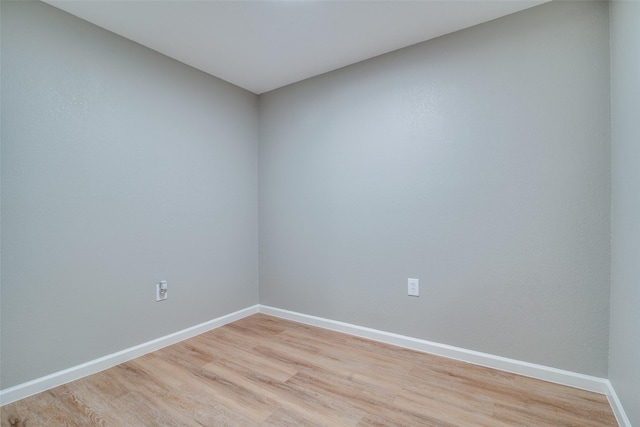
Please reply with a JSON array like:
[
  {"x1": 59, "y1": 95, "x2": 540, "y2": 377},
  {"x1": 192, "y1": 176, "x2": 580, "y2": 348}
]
[
  {"x1": 3, "y1": 303, "x2": 629, "y2": 426},
  {"x1": 0, "y1": 305, "x2": 259, "y2": 406},
  {"x1": 259, "y1": 305, "x2": 611, "y2": 396},
  {"x1": 606, "y1": 380, "x2": 633, "y2": 427}
]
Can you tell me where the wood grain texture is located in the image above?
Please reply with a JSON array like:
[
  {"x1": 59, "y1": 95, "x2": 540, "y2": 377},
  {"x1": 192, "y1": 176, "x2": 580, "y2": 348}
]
[{"x1": 1, "y1": 314, "x2": 617, "y2": 426}]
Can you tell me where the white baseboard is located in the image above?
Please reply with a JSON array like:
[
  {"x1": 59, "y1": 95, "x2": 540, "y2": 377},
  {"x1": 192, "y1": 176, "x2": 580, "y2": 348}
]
[
  {"x1": 606, "y1": 380, "x2": 633, "y2": 427},
  {"x1": 0, "y1": 305, "x2": 259, "y2": 406},
  {"x1": 258, "y1": 305, "x2": 611, "y2": 395},
  {"x1": 3, "y1": 303, "x2": 630, "y2": 427}
]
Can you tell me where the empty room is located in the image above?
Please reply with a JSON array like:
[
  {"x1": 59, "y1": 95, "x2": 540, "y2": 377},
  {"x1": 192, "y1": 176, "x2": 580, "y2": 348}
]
[{"x1": 1, "y1": 0, "x2": 638, "y2": 425}]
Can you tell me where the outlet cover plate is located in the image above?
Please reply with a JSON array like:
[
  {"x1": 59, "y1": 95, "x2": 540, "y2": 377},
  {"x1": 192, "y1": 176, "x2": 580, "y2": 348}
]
[
  {"x1": 408, "y1": 278, "x2": 419, "y2": 297},
  {"x1": 156, "y1": 282, "x2": 168, "y2": 302}
]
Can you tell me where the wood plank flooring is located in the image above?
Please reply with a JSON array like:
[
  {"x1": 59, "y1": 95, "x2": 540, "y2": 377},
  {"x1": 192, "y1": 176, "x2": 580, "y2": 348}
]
[{"x1": 1, "y1": 314, "x2": 617, "y2": 426}]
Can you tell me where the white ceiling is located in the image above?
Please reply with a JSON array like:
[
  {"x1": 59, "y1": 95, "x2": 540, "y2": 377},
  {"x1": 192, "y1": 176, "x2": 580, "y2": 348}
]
[{"x1": 44, "y1": 0, "x2": 548, "y2": 94}]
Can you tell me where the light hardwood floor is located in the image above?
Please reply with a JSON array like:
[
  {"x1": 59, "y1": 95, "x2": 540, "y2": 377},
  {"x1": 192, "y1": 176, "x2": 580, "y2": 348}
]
[{"x1": 1, "y1": 314, "x2": 617, "y2": 426}]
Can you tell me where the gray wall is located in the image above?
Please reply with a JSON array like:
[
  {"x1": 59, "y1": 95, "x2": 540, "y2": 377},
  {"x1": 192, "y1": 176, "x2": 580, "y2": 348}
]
[
  {"x1": 610, "y1": 1, "x2": 640, "y2": 424},
  {"x1": 1, "y1": 1, "x2": 259, "y2": 388},
  {"x1": 1, "y1": 0, "x2": 618, "y2": 394},
  {"x1": 259, "y1": 1, "x2": 611, "y2": 377}
]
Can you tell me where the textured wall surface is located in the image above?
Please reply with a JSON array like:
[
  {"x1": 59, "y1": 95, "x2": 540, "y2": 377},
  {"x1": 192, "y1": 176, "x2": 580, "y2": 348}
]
[
  {"x1": 1, "y1": 1, "x2": 259, "y2": 388},
  {"x1": 1, "y1": 0, "x2": 617, "y2": 394},
  {"x1": 610, "y1": 1, "x2": 640, "y2": 424},
  {"x1": 259, "y1": 1, "x2": 611, "y2": 376}
]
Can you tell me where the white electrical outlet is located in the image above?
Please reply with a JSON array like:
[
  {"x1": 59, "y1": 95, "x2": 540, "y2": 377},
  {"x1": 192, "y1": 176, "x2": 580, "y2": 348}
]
[
  {"x1": 408, "y1": 278, "x2": 419, "y2": 297},
  {"x1": 156, "y1": 281, "x2": 168, "y2": 301}
]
